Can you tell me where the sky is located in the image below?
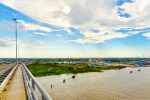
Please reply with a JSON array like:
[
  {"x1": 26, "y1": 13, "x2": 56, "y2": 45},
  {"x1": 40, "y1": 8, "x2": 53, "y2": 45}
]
[{"x1": 0, "y1": 0, "x2": 150, "y2": 58}]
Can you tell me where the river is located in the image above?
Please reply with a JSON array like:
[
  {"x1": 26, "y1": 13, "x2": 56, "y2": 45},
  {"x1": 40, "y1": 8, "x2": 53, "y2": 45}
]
[{"x1": 36, "y1": 67, "x2": 150, "y2": 100}]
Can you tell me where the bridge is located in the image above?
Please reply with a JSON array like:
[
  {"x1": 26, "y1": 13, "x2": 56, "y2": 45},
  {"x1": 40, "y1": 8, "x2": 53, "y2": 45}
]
[{"x1": 0, "y1": 64, "x2": 52, "y2": 100}]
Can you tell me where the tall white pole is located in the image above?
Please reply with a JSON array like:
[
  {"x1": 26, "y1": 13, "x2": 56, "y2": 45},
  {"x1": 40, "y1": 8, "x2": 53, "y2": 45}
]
[{"x1": 13, "y1": 19, "x2": 17, "y2": 64}]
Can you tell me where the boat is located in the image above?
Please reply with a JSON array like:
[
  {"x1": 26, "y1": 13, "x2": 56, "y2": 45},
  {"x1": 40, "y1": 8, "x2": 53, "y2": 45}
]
[
  {"x1": 130, "y1": 71, "x2": 133, "y2": 73},
  {"x1": 138, "y1": 69, "x2": 141, "y2": 71},
  {"x1": 72, "y1": 75, "x2": 75, "y2": 79}
]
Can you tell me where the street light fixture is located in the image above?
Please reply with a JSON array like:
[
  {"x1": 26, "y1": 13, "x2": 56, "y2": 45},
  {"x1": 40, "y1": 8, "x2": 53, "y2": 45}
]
[{"x1": 13, "y1": 19, "x2": 17, "y2": 64}]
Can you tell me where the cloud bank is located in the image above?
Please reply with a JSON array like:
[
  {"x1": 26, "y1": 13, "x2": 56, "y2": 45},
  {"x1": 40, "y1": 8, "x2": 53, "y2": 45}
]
[{"x1": 1, "y1": 0, "x2": 150, "y2": 43}]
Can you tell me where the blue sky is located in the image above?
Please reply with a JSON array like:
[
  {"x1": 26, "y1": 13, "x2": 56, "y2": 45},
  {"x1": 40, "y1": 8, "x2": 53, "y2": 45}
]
[{"x1": 0, "y1": 0, "x2": 150, "y2": 58}]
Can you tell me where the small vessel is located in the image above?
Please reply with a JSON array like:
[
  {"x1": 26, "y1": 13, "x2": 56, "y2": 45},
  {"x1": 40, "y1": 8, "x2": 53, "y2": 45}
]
[
  {"x1": 130, "y1": 71, "x2": 133, "y2": 73},
  {"x1": 63, "y1": 79, "x2": 66, "y2": 83},
  {"x1": 51, "y1": 84, "x2": 52, "y2": 89},
  {"x1": 72, "y1": 75, "x2": 75, "y2": 79},
  {"x1": 138, "y1": 69, "x2": 141, "y2": 71}
]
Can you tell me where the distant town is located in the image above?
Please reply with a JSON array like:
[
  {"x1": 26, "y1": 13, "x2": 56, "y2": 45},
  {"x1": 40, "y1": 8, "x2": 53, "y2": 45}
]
[{"x1": 1, "y1": 58, "x2": 150, "y2": 67}]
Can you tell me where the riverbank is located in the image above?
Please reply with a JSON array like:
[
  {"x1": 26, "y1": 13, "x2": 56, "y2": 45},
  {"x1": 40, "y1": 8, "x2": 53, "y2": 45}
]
[{"x1": 27, "y1": 63, "x2": 126, "y2": 76}]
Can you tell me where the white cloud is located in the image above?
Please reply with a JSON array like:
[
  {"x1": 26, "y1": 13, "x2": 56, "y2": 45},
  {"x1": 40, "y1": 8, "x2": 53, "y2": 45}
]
[
  {"x1": 117, "y1": 0, "x2": 150, "y2": 29},
  {"x1": 33, "y1": 32, "x2": 48, "y2": 36},
  {"x1": 0, "y1": 0, "x2": 116, "y2": 28},
  {"x1": 65, "y1": 28, "x2": 74, "y2": 35},
  {"x1": 120, "y1": 0, "x2": 150, "y2": 19},
  {"x1": 29, "y1": 39, "x2": 44, "y2": 45},
  {"x1": 0, "y1": 39, "x2": 15, "y2": 47},
  {"x1": 142, "y1": 33, "x2": 150, "y2": 39},
  {"x1": 1, "y1": 0, "x2": 150, "y2": 43},
  {"x1": 56, "y1": 34, "x2": 62, "y2": 38},
  {"x1": 68, "y1": 30, "x2": 130, "y2": 44},
  {"x1": 18, "y1": 20, "x2": 52, "y2": 32},
  {"x1": 31, "y1": 45, "x2": 56, "y2": 49}
]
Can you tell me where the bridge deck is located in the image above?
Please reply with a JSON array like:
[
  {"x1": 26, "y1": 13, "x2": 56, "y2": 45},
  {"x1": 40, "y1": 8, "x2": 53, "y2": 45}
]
[{"x1": 0, "y1": 65, "x2": 27, "y2": 100}]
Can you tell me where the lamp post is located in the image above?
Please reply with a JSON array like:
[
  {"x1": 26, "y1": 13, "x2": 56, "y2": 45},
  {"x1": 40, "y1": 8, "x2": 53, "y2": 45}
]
[{"x1": 13, "y1": 19, "x2": 17, "y2": 64}]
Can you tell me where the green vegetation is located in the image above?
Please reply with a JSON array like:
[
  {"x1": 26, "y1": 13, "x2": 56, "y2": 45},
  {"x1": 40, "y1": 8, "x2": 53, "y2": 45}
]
[{"x1": 27, "y1": 62, "x2": 126, "y2": 76}]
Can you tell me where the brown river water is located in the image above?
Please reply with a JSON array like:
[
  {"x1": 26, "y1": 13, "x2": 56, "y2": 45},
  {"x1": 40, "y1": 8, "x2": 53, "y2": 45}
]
[{"x1": 36, "y1": 67, "x2": 150, "y2": 100}]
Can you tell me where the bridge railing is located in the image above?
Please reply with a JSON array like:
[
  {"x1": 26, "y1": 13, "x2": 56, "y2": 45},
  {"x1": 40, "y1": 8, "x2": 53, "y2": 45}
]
[
  {"x1": 0, "y1": 64, "x2": 18, "y2": 93},
  {"x1": 22, "y1": 63, "x2": 52, "y2": 100}
]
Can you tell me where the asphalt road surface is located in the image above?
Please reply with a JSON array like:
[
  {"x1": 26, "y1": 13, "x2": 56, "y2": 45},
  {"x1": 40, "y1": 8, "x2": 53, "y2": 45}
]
[{"x1": 0, "y1": 64, "x2": 15, "y2": 76}]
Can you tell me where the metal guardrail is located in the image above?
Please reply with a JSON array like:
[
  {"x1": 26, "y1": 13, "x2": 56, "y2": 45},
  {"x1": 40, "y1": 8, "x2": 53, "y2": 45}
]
[
  {"x1": 0, "y1": 64, "x2": 18, "y2": 93},
  {"x1": 22, "y1": 63, "x2": 52, "y2": 100}
]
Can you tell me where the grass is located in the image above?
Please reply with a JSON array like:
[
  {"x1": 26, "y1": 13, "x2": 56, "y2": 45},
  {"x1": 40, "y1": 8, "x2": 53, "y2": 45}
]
[{"x1": 27, "y1": 62, "x2": 126, "y2": 76}]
